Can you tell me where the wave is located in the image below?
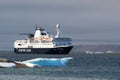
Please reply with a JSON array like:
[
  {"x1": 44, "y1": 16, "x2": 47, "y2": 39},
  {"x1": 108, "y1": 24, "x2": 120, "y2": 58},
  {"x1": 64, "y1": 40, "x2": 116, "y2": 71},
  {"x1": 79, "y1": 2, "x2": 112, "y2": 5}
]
[{"x1": 0, "y1": 75, "x2": 109, "y2": 80}]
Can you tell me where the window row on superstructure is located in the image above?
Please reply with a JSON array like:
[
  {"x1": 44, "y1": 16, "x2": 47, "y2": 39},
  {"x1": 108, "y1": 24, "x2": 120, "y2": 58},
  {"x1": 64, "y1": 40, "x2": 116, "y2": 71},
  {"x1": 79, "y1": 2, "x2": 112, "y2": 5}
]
[{"x1": 54, "y1": 42, "x2": 71, "y2": 46}]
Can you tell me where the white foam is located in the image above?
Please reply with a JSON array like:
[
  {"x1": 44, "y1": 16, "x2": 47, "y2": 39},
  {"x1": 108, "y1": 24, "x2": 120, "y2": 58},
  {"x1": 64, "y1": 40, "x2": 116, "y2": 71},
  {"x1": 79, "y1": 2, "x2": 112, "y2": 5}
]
[{"x1": 24, "y1": 63, "x2": 38, "y2": 68}]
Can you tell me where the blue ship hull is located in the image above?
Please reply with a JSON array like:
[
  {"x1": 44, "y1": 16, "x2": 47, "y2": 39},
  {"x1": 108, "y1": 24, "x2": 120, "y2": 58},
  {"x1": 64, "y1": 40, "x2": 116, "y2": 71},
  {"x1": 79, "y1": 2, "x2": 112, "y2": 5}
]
[{"x1": 14, "y1": 46, "x2": 73, "y2": 54}]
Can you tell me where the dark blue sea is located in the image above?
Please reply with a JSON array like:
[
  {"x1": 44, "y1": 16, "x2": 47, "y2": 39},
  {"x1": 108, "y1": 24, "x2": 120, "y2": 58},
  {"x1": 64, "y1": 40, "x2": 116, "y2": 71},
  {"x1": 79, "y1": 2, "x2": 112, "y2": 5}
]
[{"x1": 0, "y1": 51, "x2": 120, "y2": 80}]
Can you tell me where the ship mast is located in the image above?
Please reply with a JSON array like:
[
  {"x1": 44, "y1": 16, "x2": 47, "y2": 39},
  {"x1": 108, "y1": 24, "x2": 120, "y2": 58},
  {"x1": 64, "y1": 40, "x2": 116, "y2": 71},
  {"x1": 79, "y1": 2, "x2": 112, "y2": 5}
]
[
  {"x1": 55, "y1": 24, "x2": 60, "y2": 38},
  {"x1": 34, "y1": 25, "x2": 41, "y2": 39}
]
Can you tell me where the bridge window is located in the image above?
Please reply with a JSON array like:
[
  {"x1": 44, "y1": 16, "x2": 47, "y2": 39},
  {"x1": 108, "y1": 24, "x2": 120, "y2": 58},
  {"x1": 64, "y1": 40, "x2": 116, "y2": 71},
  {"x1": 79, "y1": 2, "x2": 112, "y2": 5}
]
[{"x1": 41, "y1": 33, "x2": 47, "y2": 35}]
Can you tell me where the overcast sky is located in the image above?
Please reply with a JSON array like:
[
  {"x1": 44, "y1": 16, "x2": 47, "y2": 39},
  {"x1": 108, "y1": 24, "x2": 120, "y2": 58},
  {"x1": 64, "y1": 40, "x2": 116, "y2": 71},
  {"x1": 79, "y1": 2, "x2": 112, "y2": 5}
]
[{"x1": 0, "y1": 0, "x2": 120, "y2": 50}]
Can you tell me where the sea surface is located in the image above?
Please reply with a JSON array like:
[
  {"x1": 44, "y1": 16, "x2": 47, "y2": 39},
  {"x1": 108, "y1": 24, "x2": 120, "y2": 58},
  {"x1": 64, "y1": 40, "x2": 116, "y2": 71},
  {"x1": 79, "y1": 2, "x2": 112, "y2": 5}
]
[{"x1": 0, "y1": 51, "x2": 120, "y2": 80}]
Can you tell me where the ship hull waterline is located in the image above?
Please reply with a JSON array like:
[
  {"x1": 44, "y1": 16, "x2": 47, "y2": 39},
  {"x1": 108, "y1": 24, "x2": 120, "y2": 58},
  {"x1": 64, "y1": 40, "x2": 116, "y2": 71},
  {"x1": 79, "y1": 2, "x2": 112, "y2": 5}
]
[{"x1": 14, "y1": 46, "x2": 73, "y2": 54}]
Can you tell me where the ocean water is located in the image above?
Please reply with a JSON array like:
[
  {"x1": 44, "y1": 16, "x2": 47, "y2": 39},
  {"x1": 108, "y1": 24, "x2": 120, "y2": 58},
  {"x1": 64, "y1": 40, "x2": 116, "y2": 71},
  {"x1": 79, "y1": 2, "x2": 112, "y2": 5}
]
[{"x1": 0, "y1": 51, "x2": 120, "y2": 80}]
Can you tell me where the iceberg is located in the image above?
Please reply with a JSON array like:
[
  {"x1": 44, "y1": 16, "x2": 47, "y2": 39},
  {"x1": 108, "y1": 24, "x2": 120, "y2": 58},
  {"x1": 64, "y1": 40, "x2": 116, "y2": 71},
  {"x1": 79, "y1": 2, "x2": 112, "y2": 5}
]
[
  {"x1": 22, "y1": 57, "x2": 73, "y2": 67},
  {"x1": 0, "y1": 57, "x2": 73, "y2": 68}
]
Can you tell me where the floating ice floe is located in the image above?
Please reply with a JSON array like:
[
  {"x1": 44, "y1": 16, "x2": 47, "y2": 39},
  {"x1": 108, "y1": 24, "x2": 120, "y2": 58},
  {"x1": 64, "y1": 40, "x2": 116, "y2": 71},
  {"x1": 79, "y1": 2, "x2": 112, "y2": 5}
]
[
  {"x1": 0, "y1": 62, "x2": 16, "y2": 68},
  {"x1": 22, "y1": 57, "x2": 73, "y2": 67}
]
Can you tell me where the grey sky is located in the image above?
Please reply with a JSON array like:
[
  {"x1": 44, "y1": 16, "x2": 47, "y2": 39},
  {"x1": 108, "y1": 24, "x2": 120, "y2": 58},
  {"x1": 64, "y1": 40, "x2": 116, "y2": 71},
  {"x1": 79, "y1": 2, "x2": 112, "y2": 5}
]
[{"x1": 0, "y1": 0, "x2": 120, "y2": 50}]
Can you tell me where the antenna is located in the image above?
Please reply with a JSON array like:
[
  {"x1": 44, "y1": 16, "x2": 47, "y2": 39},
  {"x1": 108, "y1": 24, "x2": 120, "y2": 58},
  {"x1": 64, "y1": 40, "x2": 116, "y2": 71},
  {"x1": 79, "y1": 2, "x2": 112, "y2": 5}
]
[{"x1": 35, "y1": 24, "x2": 40, "y2": 30}]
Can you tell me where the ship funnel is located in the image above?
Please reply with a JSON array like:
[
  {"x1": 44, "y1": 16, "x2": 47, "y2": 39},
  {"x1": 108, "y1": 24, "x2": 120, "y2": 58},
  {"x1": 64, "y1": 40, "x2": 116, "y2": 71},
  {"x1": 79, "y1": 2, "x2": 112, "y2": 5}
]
[{"x1": 55, "y1": 24, "x2": 60, "y2": 38}]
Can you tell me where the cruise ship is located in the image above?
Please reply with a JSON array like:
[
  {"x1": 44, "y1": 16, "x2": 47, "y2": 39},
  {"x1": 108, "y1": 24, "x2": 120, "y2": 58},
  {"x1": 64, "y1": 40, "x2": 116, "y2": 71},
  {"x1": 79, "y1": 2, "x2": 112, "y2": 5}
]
[{"x1": 14, "y1": 24, "x2": 73, "y2": 54}]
